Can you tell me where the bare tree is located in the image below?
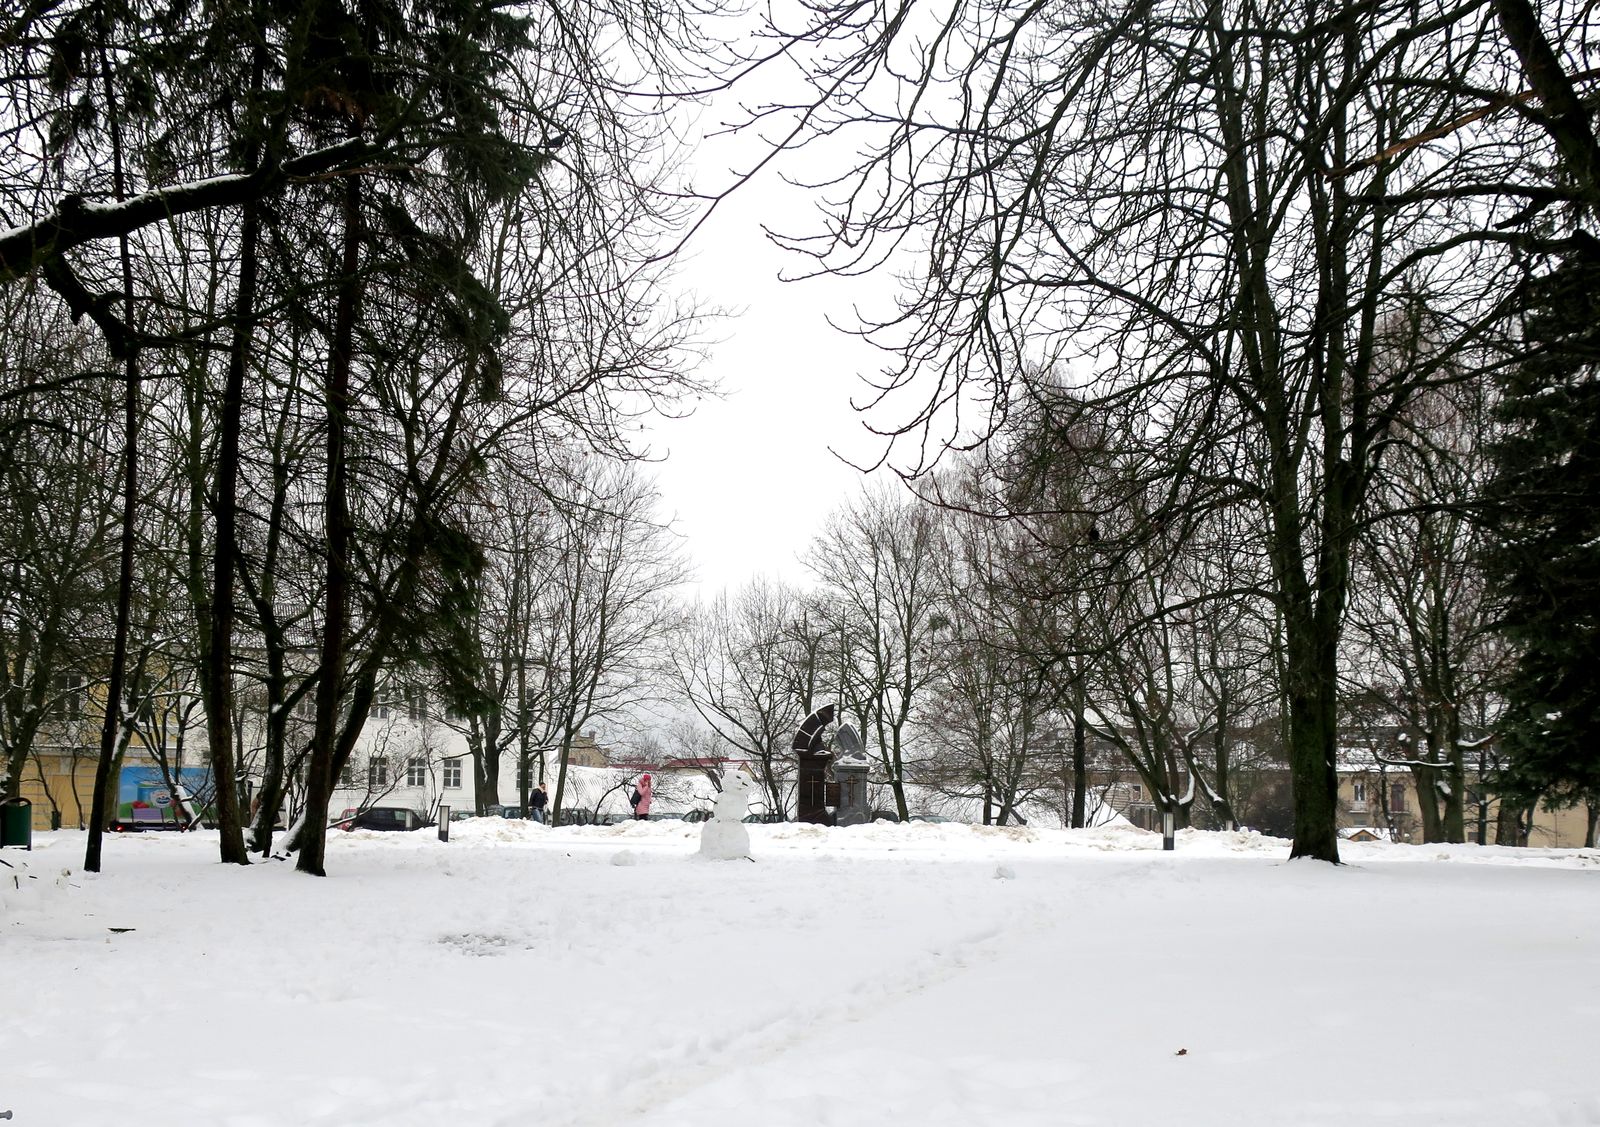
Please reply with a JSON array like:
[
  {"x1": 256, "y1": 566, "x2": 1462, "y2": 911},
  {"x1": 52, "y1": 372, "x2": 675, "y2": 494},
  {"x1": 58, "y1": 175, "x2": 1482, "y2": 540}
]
[
  {"x1": 1347, "y1": 379, "x2": 1510, "y2": 842},
  {"x1": 924, "y1": 494, "x2": 1058, "y2": 825},
  {"x1": 3, "y1": 0, "x2": 732, "y2": 878},
  {"x1": 763, "y1": 0, "x2": 1530, "y2": 861},
  {"x1": 806, "y1": 485, "x2": 947, "y2": 820},
  {"x1": 670, "y1": 578, "x2": 807, "y2": 813},
  {"x1": 533, "y1": 463, "x2": 689, "y2": 823},
  {"x1": 0, "y1": 296, "x2": 118, "y2": 800}
]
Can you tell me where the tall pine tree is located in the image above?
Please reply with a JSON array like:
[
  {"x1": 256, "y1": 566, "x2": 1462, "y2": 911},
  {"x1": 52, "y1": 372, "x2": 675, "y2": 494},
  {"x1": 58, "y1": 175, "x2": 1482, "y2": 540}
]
[{"x1": 1483, "y1": 244, "x2": 1600, "y2": 813}]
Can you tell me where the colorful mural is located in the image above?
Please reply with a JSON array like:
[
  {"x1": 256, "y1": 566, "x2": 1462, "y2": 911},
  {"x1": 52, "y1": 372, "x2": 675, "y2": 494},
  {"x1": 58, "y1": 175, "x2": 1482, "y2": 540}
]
[{"x1": 116, "y1": 765, "x2": 216, "y2": 828}]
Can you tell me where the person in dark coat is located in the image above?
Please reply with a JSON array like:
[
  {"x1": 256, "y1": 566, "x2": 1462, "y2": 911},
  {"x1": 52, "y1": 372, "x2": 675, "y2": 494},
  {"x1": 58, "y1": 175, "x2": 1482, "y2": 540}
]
[{"x1": 531, "y1": 783, "x2": 549, "y2": 824}]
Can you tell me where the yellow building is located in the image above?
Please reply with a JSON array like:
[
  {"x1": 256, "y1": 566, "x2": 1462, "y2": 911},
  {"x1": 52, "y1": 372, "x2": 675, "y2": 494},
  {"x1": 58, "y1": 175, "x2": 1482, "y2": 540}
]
[
  {"x1": 13, "y1": 740, "x2": 202, "y2": 832},
  {"x1": 1099, "y1": 753, "x2": 1595, "y2": 849},
  {"x1": 567, "y1": 731, "x2": 610, "y2": 768},
  {"x1": 1335, "y1": 756, "x2": 1594, "y2": 848},
  {"x1": 9, "y1": 671, "x2": 209, "y2": 832}
]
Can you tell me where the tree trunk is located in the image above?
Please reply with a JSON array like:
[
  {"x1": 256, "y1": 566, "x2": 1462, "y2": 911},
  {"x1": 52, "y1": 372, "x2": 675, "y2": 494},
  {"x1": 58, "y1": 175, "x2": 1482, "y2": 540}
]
[
  {"x1": 1212, "y1": 686, "x2": 1236, "y2": 830},
  {"x1": 248, "y1": 641, "x2": 290, "y2": 854},
  {"x1": 470, "y1": 714, "x2": 503, "y2": 811},
  {"x1": 515, "y1": 649, "x2": 530, "y2": 805},
  {"x1": 1412, "y1": 760, "x2": 1445, "y2": 843},
  {"x1": 84, "y1": 22, "x2": 139, "y2": 874},
  {"x1": 298, "y1": 167, "x2": 361, "y2": 878},
  {"x1": 250, "y1": 697, "x2": 288, "y2": 853},
  {"x1": 245, "y1": 454, "x2": 298, "y2": 855},
  {"x1": 1440, "y1": 714, "x2": 1467, "y2": 844},
  {"x1": 552, "y1": 727, "x2": 574, "y2": 823},
  {"x1": 1491, "y1": 0, "x2": 1600, "y2": 196},
  {"x1": 84, "y1": 314, "x2": 138, "y2": 869},
  {"x1": 889, "y1": 728, "x2": 910, "y2": 821},
  {"x1": 278, "y1": 661, "x2": 380, "y2": 856},
  {"x1": 203, "y1": 187, "x2": 258, "y2": 867},
  {"x1": 1070, "y1": 694, "x2": 1087, "y2": 829},
  {"x1": 1282, "y1": 618, "x2": 1342, "y2": 863},
  {"x1": 765, "y1": 744, "x2": 785, "y2": 816},
  {"x1": 1495, "y1": 799, "x2": 1525, "y2": 846}
]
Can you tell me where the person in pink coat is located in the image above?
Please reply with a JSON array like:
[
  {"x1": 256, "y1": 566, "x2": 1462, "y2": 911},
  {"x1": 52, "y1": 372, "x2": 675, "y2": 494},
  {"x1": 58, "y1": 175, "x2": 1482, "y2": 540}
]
[{"x1": 630, "y1": 773, "x2": 653, "y2": 820}]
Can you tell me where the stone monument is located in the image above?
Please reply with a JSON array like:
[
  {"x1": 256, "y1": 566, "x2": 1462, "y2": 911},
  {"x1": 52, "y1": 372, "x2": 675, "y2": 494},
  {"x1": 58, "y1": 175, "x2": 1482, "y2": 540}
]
[
  {"x1": 793, "y1": 703, "x2": 836, "y2": 824},
  {"x1": 832, "y1": 723, "x2": 871, "y2": 827}
]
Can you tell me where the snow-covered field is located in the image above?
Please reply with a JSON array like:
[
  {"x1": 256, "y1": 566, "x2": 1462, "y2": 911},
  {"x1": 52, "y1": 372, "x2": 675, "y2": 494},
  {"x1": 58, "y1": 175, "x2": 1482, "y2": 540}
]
[{"x1": 3, "y1": 821, "x2": 1597, "y2": 1126}]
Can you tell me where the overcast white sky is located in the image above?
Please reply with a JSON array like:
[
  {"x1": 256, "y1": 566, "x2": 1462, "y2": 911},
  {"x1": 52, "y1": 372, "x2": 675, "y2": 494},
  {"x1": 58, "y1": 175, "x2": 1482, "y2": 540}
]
[{"x1": 647, "y1": 147, "x2": 895, "y2": 597}]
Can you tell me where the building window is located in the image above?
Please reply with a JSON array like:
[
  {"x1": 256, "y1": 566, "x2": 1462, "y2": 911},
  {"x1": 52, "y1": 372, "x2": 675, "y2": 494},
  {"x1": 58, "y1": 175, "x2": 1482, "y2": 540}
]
[
  {"x1": 1130, "y1": 783, "x2": 1144, "y2": 803},
  {"x1": 1390, "y1": 782, "x2": 1407, "y2": 813},
  {"x1": 407, "y1": 684, "x2": 427, "y2": 723},
  {"x1": 371, "y1": 677, "x2": 398, "y2": 720},
  {"x1": 294, "y1": 691, "x2": 316, "y2": 720},
  {"x1": 339, "y1": 762, "x2": 355, "y2": 787},
  {"x1": 1351, "y1": 781, "x2": 1367, "y2": 810},
  {"x1": 51, "y1": 673, "x2": 84, "y2": 720},
  {"x1": 517, "y1": 760, "x2": 532, "y2": 790},
  {"x1": 369, "y1": 757, "x2": 388, "y2": 787},
  {"x1": 405, "y1": 757, "x2": 427, "y2": 787},
  {"x1": 442, "y1": 758, "x2": 462, "y2": 789}
]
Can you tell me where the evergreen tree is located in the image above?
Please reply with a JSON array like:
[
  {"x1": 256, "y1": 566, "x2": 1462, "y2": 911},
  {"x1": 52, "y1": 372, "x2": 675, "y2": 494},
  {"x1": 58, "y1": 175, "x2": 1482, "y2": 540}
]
[{"x1": 1483, "y1": 245, "x2": 1600, "y2": 809}]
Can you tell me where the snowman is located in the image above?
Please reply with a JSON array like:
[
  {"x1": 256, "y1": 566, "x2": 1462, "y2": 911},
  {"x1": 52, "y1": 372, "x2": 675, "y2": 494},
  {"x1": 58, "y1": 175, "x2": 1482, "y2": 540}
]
[{"x1": 698, "y1": 769, "x2": 754, "y2": 861}]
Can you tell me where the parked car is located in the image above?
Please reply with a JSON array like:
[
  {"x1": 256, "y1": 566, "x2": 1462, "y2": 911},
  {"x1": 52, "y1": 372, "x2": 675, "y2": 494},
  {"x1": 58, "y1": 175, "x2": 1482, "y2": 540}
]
[
  {"x1": 740, "y1": 811, "x2": 786, "y2": 824},
  {"x1": 338, "y1": 806, "x2": 431, "y2": 832},
  {"x1": 910, "y1": 814, "x2": 953, "y2": 823},
  {"x1": 681, "y1": 809, "x2": 714, "y2": 823},
  {"x1": 870, "y1": 810, "x2": 901, "y2": 823},
  {"x1": 486, "y1": 804, "x2": 526, "y2": 819}
]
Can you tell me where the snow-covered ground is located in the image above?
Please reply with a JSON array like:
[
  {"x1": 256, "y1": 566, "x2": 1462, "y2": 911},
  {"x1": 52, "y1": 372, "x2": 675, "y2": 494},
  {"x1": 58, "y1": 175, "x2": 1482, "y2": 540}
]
[{"x1": 3, "y1": 822, "x2": 1597, "y2": 1126}]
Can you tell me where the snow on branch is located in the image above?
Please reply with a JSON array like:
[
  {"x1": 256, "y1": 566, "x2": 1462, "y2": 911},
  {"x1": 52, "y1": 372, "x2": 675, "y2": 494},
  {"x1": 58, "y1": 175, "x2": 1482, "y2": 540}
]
[
  {"x1": 0, "y1": 139, "x2": 372, "y2": 283},
  {"x1": 1374, "y1": 750, "x2": 1453, "y2": 771}
]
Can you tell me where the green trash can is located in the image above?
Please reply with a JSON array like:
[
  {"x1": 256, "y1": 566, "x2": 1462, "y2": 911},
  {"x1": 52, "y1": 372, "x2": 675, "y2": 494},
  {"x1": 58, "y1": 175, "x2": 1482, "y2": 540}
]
[{"x1": 1, "y1": 796, "x2": 33, "y2": 850}]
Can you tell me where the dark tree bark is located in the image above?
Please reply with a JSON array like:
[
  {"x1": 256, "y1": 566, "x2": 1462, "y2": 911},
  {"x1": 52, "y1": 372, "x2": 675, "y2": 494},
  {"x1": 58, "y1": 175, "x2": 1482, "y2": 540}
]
[
  {"x1": 1211, "y1": 700, "x2": 1235, "y2": 832},
  {"x1": 1070, "y1": 696, "x2": 1088, "y2": 830},
  {"x1": 84, "y1": 15, "x2": 141, "y2": 874},
  {"x1": 1282, "y1": 616, "x2": 1343, "y2": 863},
  {"x1": 203, "y1": 177, "x2": 261, "y2": 868},
  {"x1": 1490, "y1": 0, "x2": 1600, "y2": 195},
  {"x1": 83, "y1": 352, "x2": 138, "y2": 872},
  {"x1": 1495, "y1": 799, "x2": 1529, "y2": 846},
  {"x1": 0, "y1": 139, "x2": 371, "y2": 286},
  {"x1": 297, "y1": 166, "x2": 361, "y2": 878}
]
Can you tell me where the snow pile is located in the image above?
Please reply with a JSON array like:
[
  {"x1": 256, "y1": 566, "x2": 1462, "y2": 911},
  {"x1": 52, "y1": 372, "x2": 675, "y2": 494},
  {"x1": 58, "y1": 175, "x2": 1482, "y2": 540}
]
[
  {"x1": 443, "y1": 817, "x2": 550, "y2": 845},
  {"x1": 0, "y1": 853, "x2": 73, "y2": 920}
]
